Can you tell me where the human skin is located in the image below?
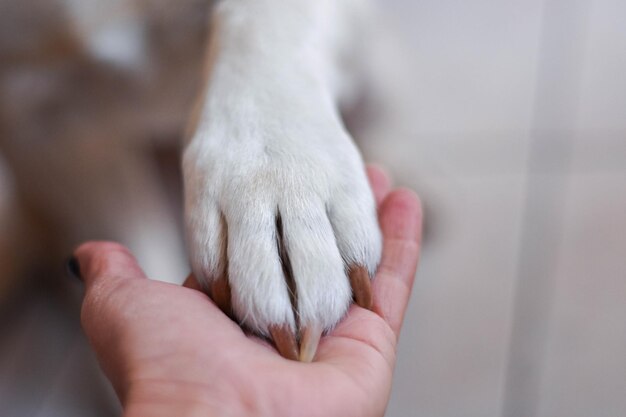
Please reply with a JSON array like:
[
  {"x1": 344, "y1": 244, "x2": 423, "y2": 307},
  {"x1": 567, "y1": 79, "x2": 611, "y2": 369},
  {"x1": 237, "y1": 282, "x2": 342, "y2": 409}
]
[{"x1": 73, "y1": 165, "x2": 423, "y2": 417}]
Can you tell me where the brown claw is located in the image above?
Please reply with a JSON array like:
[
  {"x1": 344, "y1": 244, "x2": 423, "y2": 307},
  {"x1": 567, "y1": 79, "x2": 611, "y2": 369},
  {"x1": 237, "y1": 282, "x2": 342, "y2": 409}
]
[
  {"x1": 211, "y1": 275, "x2": 233, "y2": 317},
  {"x1": 299, "y1": 324, "x2": 323, "y2": 363},
  {"x1": 269, "y1": 324, "x2": 299, "y2": 361},
  {"x1": 349, "y1": 265, "x2": 373, "y2": 310}
]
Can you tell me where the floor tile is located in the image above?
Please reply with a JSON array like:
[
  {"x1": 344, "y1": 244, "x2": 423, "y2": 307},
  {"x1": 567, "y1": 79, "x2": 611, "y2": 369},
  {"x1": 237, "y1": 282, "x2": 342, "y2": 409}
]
[
  {"x1": 536, "y1": 172, "x2": 626, "y2": 417},
  {"x1": 386, "y1": 174, "x2": 525, "y2": 417}
]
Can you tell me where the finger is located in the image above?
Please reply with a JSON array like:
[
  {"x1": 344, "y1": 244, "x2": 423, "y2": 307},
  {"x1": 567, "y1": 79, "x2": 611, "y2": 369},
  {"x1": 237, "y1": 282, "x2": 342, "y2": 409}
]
[
  {"x1": 73, "y1": 241, "x2": 147, "y2": 290},
  {"x1": 72, "y1": 241, "x2": 147, "y2": 398},
  {"x1": 372, "y1": 189, "x2": 423, "y2": 339},
  {"x1": 366, "y1": 164, "x2": 392, "y2": 206}
]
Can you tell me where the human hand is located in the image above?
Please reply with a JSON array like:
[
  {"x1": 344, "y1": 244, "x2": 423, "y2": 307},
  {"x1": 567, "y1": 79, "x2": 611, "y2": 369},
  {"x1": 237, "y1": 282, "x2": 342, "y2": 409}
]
[{"x1": 72, "y1": 166, "x2": 422, "y2": 417}]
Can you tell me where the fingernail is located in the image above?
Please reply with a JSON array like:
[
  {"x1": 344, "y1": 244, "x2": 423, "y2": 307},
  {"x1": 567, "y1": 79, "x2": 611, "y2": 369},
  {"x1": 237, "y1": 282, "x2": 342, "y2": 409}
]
[{"x1": 66, "y1": 256, "x2": 82, "y2": 281}]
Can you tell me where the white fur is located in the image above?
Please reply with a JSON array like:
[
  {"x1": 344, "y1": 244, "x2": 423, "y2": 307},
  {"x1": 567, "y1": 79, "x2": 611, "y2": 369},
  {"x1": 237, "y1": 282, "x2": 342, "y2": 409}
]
[{"x1": 184, "y1": 0, "x2": 382, "y2": 335}]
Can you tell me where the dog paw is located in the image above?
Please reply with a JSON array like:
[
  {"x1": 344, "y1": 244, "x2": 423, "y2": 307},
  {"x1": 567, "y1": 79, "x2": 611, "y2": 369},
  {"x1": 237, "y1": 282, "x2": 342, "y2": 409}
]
[{"x1": 183, "y1": 120, "x2": 381, "y2": 361}]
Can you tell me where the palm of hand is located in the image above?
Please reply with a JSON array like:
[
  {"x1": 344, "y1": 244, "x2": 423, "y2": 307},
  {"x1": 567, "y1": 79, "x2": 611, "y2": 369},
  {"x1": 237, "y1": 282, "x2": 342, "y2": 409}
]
[{"x1": 77, "y1": 167, "x2": 421, "y2": 417}]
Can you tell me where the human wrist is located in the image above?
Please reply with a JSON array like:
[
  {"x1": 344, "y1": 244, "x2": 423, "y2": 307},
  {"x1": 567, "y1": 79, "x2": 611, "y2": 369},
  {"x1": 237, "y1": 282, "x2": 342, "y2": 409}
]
[
  {"x1": 123, "y1": 379, "x2": 223, "y2": 417},
  {"x1": 125, "y1": 401, "x2": 215, "y2": 417}
]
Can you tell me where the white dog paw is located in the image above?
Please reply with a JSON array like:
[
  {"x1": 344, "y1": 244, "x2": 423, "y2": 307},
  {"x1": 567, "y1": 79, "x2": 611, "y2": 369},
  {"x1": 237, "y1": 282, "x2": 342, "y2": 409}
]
[{"x1": 183, "y1": 118, "x2": 381, "y2": 360}]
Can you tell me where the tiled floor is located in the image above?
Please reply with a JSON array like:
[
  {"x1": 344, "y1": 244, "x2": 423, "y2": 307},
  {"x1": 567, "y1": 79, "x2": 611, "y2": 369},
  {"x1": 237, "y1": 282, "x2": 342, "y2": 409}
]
[
  {"x1": 386, "y1": 173, "x2": 525, "y2": 417},
  {"x1": 377, "y1": 0, "x2": 626, "y2": 416},
  {"x1": 536, "y1": 172, "x2": 626, "y2": 417},
  {"x1": 0, "y1": 286, "x2": 120, "y2": 417}
]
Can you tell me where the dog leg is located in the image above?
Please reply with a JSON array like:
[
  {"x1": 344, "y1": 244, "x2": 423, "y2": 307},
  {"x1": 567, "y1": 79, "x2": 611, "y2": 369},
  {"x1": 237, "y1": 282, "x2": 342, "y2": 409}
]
[{"x1": 184, "y1": 0, "x2": 382, "y2": 361}]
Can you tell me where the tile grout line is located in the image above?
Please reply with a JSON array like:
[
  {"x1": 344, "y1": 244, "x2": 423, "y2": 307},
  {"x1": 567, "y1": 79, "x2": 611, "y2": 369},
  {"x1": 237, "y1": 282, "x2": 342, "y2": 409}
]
[{"x1": 500, "y1": 0, "x2": 591, "y2": 416}]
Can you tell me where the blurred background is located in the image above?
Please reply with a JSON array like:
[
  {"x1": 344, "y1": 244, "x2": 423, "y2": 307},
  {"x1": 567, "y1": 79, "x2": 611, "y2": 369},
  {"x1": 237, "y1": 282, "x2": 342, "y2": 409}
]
[{"x1": 0, "y1": 0, "x2": 624, "y2": 416}]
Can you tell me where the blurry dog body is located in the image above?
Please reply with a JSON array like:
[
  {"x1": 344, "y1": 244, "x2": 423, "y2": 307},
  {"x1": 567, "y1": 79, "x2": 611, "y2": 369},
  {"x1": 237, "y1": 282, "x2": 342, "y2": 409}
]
[{"x1": 0, "y1": 0, "x2": 212, "y2": 281}]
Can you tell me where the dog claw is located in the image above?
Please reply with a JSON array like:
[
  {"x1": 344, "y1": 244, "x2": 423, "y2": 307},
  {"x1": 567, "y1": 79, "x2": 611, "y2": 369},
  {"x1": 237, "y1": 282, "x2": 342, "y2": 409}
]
[
  {"x1": 269, "y1": 324, "x2": 299, "y2": 361},
  {"x1": 349, "y1": 265, "x2": 373, "y2": 310},
  {"x1": 299, "y1": 323, "x2": 323, "y2": 363},
  {"x1": 211, "y1": 275, "x2": 233, "y2": 317}
]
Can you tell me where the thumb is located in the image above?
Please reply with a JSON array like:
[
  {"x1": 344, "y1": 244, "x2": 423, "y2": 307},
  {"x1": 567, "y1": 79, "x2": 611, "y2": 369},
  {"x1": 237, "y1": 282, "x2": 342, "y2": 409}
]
[
  {"x1": 72, "y1": 241, "x2": 147, "y2": 289},
  {"x1": 72, "y1": 240, "x2": 147, "y2": 339},
  {"x1": 71, "y1": 241, "x2": 147, "y2": 400}
]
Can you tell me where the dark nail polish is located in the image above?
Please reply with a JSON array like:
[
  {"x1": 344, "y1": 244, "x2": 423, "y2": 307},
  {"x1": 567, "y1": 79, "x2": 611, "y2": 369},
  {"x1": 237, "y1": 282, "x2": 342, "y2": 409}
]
[{"x1": 66, "y1": 256, "x2": 82, "y2": 281}]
